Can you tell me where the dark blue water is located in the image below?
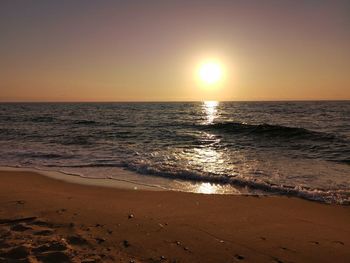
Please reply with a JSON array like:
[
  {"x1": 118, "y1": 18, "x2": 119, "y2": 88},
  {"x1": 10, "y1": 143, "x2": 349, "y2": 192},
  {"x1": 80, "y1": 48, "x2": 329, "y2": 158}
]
[{"x1": 0, "y1": 101, "x2": 349, "y2": 203}]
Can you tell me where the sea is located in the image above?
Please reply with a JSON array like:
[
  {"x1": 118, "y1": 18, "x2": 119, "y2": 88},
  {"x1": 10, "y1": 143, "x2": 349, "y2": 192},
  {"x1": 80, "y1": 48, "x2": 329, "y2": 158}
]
[{"x1": 0, "y1": 101, "x2": 349, "y2": 204}]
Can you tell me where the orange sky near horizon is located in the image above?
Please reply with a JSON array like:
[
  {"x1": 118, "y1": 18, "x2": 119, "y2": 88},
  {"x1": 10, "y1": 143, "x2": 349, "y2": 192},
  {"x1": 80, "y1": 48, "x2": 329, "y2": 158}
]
[{"x1": 1, "y1": 1, "x2": 349, "y2": 102}]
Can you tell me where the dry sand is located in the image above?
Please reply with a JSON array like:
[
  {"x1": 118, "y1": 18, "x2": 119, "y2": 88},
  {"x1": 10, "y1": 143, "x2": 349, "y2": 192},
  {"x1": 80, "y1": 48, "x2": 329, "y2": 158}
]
[{"x1": 0, "y1": 170, "x2": 349, "y2": 263}]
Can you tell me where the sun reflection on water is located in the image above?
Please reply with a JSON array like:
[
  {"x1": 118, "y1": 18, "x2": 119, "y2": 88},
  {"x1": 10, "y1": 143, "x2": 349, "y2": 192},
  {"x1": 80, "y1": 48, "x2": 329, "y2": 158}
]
[
  {"x1": 190, "y1": 147, "x2": 223, "y2": 167},
  {"x1": 192, "y1": 182, "x2": 241, "y2": 194},
  {"x1": 177, "y1": 100, "x2": 238, "y2": 195},
  {"x1": 196, "y1": 182, "x2": 219, "y2": 194},
  {"x1": 203, "y1": 101, "x2": 219, "y2": 124}
]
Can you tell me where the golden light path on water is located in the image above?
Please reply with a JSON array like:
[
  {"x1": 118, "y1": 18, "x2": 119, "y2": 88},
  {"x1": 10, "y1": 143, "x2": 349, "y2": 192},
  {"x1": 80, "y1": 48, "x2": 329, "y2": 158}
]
[
  {"x1": 203, "y1": 100, "x2": 218, "y2": 124},
  {"x1": 186, "y1": 101, "x2": 239, "y2": 195}
]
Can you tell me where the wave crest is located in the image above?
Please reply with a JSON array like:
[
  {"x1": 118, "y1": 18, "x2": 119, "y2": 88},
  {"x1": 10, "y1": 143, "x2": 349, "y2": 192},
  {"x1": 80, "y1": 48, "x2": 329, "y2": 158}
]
[{"x1": 202, "y1": 122, "x2": 337, "y2": 141}]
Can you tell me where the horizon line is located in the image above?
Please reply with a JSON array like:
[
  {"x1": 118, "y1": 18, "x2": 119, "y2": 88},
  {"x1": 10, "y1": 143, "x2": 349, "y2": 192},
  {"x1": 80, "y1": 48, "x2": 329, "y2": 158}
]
[{"x1": 0, "y1": 99, "x2": 349, "y2": 103}]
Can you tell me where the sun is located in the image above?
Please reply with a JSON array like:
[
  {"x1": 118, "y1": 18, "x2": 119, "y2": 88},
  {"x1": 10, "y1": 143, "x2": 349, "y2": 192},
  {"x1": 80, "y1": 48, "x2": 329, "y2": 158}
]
[{"x1": 198, "y1": 61, "x2": 223, "y2": 85}]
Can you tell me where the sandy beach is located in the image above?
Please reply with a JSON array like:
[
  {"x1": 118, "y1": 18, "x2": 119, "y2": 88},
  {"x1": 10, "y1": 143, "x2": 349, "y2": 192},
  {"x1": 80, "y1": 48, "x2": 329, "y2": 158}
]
[
  {"x1": 0, "y1": 170, "x2": 349, "y2": 262},
  {"x1": 2, "y1": 0, "x2": 350, "y2": 261}
]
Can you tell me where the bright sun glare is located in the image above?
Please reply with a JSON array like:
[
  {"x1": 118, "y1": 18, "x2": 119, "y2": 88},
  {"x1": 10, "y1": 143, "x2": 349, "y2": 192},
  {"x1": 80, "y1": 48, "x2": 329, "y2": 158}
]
[{"x1": 198, "y1": 62, "x2": 223, "y2": 85}]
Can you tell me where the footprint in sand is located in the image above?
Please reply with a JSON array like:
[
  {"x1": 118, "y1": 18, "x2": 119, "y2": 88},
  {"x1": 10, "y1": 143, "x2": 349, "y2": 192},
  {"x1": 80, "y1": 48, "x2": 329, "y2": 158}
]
[
  {"x1": 32, "y1": 241, "x2": 68, "y2": 253},
  {"x1": 0, "y1": 239, "x2": 11, "y2": 249},
  {"x1": 31, "y1": 219, "x2": 54, "y2": 228},
  {"x1": 0, "y1": 216, "x2": 119, "y2": 263},
  {"x1": 0, "y1": 216, "x2": 37, "y2": 225},
  {"x1": 67, "y1": 235, "x2": 89, "y2": 246},
  {"x1": 10, "y1": 223, "x2": 32, "y2": 232},
  {"x1": 0, "y1": 245, "x2": 30, "y2": 260},
  {"x1": 95, "y1": 237, "x2": 106, "y2": 244},
  {"x1": 234, "y1": 254, "x2": 245, "y2": 260},
  {"x1": 34, "y1": 229, "x2": 55, "y2": 236},
  {"x1": 36, "y1": 251, "x2": 72, "y2": 263}
]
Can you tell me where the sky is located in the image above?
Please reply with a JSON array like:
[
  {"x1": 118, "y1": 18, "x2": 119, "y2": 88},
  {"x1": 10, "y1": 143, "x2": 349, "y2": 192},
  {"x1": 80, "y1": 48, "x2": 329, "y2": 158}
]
[{"x1": 0, "y1": 0, "x2": 349, "y2": 101}]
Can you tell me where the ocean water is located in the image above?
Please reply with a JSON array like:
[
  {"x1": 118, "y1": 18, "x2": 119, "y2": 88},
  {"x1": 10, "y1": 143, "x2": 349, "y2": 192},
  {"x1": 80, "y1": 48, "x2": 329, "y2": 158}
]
[{"x1": 0, "y1": 101, "x2": 349, "y2": 204}]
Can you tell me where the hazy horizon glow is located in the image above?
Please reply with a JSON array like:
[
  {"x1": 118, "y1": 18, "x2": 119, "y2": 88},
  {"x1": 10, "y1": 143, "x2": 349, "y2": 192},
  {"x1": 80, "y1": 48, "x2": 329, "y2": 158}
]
[{"x1": 1, "y1": 0, "x2": 349, "y2": 102}]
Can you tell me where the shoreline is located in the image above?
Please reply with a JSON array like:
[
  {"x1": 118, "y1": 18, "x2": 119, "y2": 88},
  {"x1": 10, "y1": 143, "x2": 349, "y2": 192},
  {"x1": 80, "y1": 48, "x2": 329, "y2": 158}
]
[
  {"x1": 1, "y1": 169, "x2": 350, "y2": 262},
  {"x1": 0, "y1": 166, "x2": 249, "y2": 196},
  {"x1": 0, "y1": 166, "x2": 165, "y2": 192},
  {"x1": 2, "y1": 166, "x2": 348, "y2": 205}
]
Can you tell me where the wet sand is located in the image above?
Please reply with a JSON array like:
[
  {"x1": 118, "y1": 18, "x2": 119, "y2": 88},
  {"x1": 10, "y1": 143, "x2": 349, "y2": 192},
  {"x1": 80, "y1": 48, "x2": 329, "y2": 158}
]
[{"x1": 0, "y1": 170, "x2": 350, "y2": 262}]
